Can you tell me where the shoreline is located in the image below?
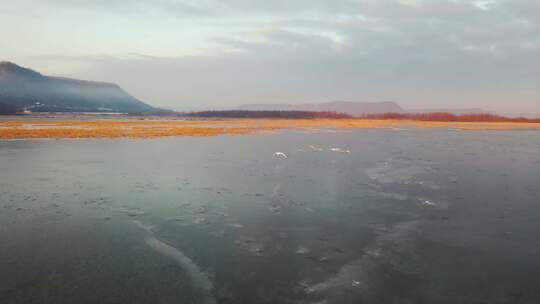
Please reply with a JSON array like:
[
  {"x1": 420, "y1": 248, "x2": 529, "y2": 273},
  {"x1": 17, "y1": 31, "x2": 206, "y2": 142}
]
[{"x1": 1, "y1": 117, "x2": 540, "y2": 139}]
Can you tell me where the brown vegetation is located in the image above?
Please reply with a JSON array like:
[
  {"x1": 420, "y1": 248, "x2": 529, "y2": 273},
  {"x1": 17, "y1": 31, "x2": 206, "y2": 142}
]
[{"x1": 1, "y1": 116, "x2": 539, "y2": 139}]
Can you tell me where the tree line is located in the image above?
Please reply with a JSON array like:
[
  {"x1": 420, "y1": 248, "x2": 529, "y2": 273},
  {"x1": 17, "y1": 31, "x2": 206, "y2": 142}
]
[
  {"x1": 361, "y1": 112, "x2": 540, "y2": 123},
  {"x1": 184, "y1": 110, "x2": 353, "y2": 119}
]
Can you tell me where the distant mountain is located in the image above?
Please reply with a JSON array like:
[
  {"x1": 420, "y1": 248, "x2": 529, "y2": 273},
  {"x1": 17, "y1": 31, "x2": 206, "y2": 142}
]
[
  {"x1": 503, "y1": 112, "x2": 540, "y2": 119},
  {"x1": 410, "y1": 108, "x2": 493, "y2": 115},
  {"x1": 238, "y1": 101, "x2": 404, "y2": 116},
  {"x1": 0, "y1": 61, "x2": 153, "y2": 113}
]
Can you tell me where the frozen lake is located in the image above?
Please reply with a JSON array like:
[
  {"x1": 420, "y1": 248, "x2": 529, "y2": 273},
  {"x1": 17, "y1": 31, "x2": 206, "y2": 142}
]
[{"x1": 1, "y1": 129, "x2": 540, "y2": 303}]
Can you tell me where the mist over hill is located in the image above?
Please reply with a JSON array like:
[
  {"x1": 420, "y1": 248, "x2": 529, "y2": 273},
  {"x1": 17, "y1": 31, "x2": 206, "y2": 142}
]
[{"x1": 0, "y1": 62, "x2": 152, "y2": 114}]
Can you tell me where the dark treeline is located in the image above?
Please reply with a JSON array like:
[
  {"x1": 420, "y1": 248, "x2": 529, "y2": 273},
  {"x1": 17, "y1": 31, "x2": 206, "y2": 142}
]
[
  {"x1": 185, "y1": 110, "x2": 353, "y2": 119},
  {"x1": 361, "y1": 112, "x2": 540, "y2": 123},
  {"x1": 185, "y1": 110, "x2": 540, "y2": 122}
]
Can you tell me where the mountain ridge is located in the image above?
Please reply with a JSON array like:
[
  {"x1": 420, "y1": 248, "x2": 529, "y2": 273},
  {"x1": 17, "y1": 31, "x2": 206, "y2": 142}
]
[
  {"x1": 237, "y1": 101, "x2": 405, "y2": 116},
  {"x1": 0, "y1": 61, "x2": 153, "y2": 113}
]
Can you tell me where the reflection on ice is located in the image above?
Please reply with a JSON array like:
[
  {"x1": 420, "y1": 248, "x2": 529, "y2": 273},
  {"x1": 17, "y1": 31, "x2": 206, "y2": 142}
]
[
  {"x1": 135, "y1": 220, "x2": 216, "y2": 304},
  {"x1": 145, "y1": 237, "x2": 216, "y2": 304},
  {"x1": 296, "y1": 246, "x2": 311, "y2": 255},
  {"x1": 365, "y1": 163, "x2": 428, "y2": 184},
  {"x1": 328, "y1": 148, "x2": 351, "y2": 154},
  {"x1": 309, "y1": 145, "x2": 324, "y2": 152}
]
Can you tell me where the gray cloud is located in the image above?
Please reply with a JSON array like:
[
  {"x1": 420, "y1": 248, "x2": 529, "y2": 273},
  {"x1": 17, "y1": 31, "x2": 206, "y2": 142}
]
[{"x1": 20, "y1": 0, "x2": 540, "y2": 113}]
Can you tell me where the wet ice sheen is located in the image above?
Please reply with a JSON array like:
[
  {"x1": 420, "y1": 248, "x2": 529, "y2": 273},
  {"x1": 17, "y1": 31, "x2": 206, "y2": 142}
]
[{"x1": 1, "y1": 129, "x2": 540, "y2": 303}]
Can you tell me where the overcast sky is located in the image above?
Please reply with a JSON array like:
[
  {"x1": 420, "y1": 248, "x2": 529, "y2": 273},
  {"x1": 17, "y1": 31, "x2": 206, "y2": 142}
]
[{"x1": 1, "y1": 0, "x2": 539, "y2": 113}]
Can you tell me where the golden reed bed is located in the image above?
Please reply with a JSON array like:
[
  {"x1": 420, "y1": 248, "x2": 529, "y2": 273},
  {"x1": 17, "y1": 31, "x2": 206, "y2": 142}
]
[{"x1": 0, "y1": 118, "x2": 539, "y2": 139}]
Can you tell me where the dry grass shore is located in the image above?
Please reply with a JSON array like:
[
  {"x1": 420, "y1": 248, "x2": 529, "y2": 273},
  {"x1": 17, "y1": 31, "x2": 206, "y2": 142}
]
[{"x1": 1, "y1": 117, "x2": 540, "y2": 139}]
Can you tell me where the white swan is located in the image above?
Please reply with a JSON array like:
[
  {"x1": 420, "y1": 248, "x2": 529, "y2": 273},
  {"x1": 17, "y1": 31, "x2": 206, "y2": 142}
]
[{"x1": 273, "y1": 152, "x2": 288, "y2": 159}]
